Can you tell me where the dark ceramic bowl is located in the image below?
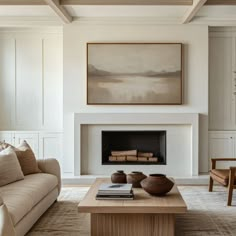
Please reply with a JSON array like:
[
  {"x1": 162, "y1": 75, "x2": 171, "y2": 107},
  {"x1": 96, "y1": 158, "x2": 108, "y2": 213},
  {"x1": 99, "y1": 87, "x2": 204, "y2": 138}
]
[{"x1": 141, "y1": 174, "x2": 174, "y2": 196}]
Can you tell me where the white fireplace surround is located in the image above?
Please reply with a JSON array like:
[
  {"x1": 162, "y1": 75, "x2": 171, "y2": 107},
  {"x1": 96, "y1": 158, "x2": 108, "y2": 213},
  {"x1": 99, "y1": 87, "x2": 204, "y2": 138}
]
[{"x1": 74, "y1": 113, "x2": 199, "y2": 177}]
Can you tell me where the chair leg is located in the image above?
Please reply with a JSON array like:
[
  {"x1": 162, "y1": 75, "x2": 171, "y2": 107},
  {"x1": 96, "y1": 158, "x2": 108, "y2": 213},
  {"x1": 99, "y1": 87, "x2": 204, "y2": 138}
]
[
  {"x1": 227, "y1": 186, "x2": 233, "y2": 206},
  {"x1": 209, "y1": 176, "x2": 214, "y2": 192},
  {"x1": 227, "y1": 169, "x2": 234, "y2": 206}
]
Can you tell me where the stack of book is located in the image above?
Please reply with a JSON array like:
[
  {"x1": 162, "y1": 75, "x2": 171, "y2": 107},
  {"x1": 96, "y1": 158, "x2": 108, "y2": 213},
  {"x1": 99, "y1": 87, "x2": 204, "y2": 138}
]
[{"x1": 96, "y1": 183, "x2": 134, "y2": 200}]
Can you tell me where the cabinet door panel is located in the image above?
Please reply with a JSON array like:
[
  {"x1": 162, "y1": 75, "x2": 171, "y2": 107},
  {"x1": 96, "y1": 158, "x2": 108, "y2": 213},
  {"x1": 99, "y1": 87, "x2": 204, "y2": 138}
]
[
  {"x1": 0, "y1": 38, "x2": 15, "y2": 129},
  {"x1": 0, "y1": 132, "x2": 13, "y2": 144},
  {"x1": 0, "y1": 32, "x2": 62, "y2": 131},
  {"x1": 232, "y1": 36, "x2": 236, "y2": 127},
  {"x1": 209, "y1": 36, "x2": 233, "y2": 130},
  {"x1": 15, "y1": 38, "x2": 42, "y2": 129},
  {"x1": 209, "y1": 133, "x2": 234, "y2": 169},
  {"x1": 39, "y1": 133, "x2": 63, "y2": 165},
  {"x1": 14, "y1": 133, "x2": 39, "y2": 158},
  {"x1": 43, "y1": 37, "x2": 63, "y2": 130}
]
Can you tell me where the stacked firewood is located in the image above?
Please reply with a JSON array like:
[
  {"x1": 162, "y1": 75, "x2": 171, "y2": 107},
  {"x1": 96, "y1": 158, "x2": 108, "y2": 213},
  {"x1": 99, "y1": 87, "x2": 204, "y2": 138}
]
[{"x1": 109, "y1": 150, "x2": 158, "y2": 162}]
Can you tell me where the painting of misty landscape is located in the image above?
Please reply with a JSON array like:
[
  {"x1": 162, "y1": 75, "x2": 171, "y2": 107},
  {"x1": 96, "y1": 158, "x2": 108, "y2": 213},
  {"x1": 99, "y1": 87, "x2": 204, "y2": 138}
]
[{"x1": 87, "y1": 43, "x2": 182, "y2": 104}]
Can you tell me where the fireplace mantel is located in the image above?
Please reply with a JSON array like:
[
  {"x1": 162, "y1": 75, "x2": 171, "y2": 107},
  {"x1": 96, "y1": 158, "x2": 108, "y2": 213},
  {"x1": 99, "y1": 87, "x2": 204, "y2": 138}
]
[{"x1": 74, "y1": 113, "x2": 199, "y2": 176}]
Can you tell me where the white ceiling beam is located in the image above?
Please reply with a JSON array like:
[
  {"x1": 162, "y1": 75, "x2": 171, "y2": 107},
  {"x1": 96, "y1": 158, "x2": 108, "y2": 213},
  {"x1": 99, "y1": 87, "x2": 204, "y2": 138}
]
[
  {"x1": 61, "y1": 0, "x2": 193, "y2": 4},
  {"x1": 182, "y1": 0, "x2": 207, "y2": 23},
  {"x1": 0, "y1": 0, "x2": 193, "y2": 5},
  {"x1": 0, "y1": 16, "x2": 62, "y2": 27},
  {"x1": 44, "y1": 0, "x2": 72, "y2": 23},
  {"x1": 2, "y1": 0, "x2": 236, "y2": 5},
  {"x1": 206, "y1": 0, "x2": 236, "y2": 4},
  {"x1": 0, "y1": 0, "x2": 45, "y2": 4}
]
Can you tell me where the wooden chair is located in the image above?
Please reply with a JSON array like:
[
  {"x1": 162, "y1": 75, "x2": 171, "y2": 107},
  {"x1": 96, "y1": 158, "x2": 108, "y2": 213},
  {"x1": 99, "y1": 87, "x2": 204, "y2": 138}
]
[{"x1": 209, "y1": 158, "x2": 236, "y2": 206}]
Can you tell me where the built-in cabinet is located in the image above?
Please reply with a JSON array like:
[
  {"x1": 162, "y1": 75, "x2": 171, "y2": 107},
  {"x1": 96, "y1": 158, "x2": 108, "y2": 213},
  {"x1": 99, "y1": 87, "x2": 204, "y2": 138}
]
[
  {"x1": 209, "y1": 29, "x2": 236, "y2": 131},
  {"x1": 0, "y1": 29, "x2": 63, "y2": 170},
  {"x1": 0, "y1": 29, "x2": 63, "y2": 130},
  {"x1": 209, "y1": 131, "x2": 236, "y2": 168},
  {"x1": 0, "y1": 131, "x2": 63, "y2": 165},
  {"x1": 209, "y1": 28, "x2": 236, "y2": 168}
]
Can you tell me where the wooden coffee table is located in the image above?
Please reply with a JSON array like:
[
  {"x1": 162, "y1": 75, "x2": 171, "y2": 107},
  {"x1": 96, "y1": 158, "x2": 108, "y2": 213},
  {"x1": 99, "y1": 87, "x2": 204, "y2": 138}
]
[{"x1": 78, "y1": 178, "x2": 187, "y2": 236}]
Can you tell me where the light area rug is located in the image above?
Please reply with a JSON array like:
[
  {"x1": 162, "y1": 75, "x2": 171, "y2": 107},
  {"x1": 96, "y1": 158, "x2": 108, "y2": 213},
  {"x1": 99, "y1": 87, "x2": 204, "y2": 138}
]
[{"x1": 27, "y1": 186, "x2": 236, "y2": 236}]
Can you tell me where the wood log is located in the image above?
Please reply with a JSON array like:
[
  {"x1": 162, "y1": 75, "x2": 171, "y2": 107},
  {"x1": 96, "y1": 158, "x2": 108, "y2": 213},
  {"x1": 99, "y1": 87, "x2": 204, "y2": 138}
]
[
  {"x1": 149, "y1": 157, "x2": 158, "y2": 162},
  {"x1": 138, "y1": 152, "x2": 153, "y2": 157},
  {"x1": 126, "y1": 156, "x2": 138, "y2": 161},
  {"x1": 116, "y1": 156, "x2": 126, "y2": 161},
  {"x1": 111, "y1": 150, "x2": 137, "y2": 156},
  {"x1": 109, "y1": 156, "x2": 117, "y2": 161},
  {"x1": 137, "y1": 157, "x2": 148, "y2": 162}
]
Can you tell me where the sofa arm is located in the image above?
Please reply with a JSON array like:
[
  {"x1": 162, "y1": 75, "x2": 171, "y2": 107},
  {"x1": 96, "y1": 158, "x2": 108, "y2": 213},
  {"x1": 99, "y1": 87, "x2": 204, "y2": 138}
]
[
  {"x1": 0, "y1": 195, "x2": 16, "y2": 236},
  {"x1": 37, "y1": 158, "x2": 61, "y2": 195}
]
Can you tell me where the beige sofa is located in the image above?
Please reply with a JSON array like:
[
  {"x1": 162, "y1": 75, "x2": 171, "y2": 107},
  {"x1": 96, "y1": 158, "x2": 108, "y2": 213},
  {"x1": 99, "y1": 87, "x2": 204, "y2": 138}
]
[{"x1": 0, "y1": 158, "x2": 61, "y2": 236}]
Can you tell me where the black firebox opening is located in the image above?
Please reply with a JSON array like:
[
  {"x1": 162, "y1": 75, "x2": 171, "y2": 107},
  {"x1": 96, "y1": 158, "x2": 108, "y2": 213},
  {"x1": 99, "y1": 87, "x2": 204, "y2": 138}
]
[{"x1": 102, "y1": 130, "x2": 166, "y2": 165}]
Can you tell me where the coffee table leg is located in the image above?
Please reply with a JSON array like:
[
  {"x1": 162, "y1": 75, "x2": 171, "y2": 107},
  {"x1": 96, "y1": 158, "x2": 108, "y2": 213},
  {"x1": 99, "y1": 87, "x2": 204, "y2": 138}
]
[{"x1": 91, "y1": 213, "x2": 175, "y2": 236}]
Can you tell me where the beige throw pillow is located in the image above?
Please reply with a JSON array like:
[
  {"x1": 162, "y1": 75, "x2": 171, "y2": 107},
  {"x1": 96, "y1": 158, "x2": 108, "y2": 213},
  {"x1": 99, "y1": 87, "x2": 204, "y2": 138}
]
[
  {"x1": 0, "y1": 141, "x2": 11, "y2": 152},
  {"x1": 14, "y1": 141, "x2": 41, "y2": 175},
  {"x1": 0, "y1": 147, "x2": 24, "y2": 187}
]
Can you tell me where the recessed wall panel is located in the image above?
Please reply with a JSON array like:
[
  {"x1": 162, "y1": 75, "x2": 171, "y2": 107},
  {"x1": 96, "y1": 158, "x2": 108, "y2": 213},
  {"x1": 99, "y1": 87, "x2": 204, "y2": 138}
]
[{"x1": 15, "y1": 38, "x2": 42, "y2": 128}]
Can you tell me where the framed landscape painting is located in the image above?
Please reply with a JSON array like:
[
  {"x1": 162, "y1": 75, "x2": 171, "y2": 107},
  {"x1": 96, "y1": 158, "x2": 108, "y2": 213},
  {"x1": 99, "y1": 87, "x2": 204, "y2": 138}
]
[{"x1": 87, "y1": 43, "x2": 183, "y2": 105}]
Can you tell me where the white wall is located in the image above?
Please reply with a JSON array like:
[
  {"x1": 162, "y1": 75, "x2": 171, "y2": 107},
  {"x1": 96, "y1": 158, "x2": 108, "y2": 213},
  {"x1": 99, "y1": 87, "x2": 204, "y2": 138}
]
[
  {"x1": 63, "y1": 21, "x2": 209, "y2": 175},
  {"x1": 0, "y1": 28, "x2": 63, "y2": 131}
]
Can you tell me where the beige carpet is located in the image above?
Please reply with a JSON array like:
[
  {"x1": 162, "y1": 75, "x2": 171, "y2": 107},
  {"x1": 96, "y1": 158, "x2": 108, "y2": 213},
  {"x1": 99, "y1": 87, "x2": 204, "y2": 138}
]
[{"x1": 27, "y1": 186, "x2": 236, "y2": 236}]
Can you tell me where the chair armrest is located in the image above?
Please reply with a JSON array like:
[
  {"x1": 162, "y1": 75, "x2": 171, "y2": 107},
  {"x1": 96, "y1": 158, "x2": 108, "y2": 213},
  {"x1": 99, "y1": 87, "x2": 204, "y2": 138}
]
[
  {"x1": 37, "y1": 158, "x2": 61, "y2": 195},
  {"x1": 210, "y1": 158, "x2": 236, "y2": 169},
  {"x1": 211, "y1": 158, "x2": 236, "y2": 161}
]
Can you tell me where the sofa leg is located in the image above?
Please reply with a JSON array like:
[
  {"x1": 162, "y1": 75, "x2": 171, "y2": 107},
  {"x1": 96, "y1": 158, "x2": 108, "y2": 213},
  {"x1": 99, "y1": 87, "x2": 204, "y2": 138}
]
[{"x1": 209, "y1": 176, "x2": 213, "y2": 192}]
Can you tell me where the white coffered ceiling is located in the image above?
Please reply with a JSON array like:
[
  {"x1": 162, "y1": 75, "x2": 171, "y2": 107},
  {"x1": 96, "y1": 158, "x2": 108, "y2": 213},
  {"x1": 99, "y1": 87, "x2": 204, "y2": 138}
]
[
  {"x1": 197, "y1": 5, "x2": 236, "y2": 17},
  {"x1": 0, "y1": 6, "x2": 55, "y2": 16},
  {"x1": 0, "y1": 1, "x2": 235, "y2": 26},
  {"x1": 64, "y1": 5, "x2": 189, "y2": 17}
]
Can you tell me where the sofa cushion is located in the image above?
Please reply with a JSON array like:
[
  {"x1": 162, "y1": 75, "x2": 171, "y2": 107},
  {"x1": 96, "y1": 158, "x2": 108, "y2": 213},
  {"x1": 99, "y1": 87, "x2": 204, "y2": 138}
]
[
  {"x1": 210, "y1": 169, "x2": 236, "y2": 186},
  {"x1": 0, "y1": 147, "x2": 24, "y2": 187},
  {"x1": 0, "y1": 141, "x2": 41, "y2": 175},
  {"x1": 14, "y1": 141, "x2": 41, "y2": 175},
  {"x1": 0, "y1": 173, "x2": 58, "y2": 225}
]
